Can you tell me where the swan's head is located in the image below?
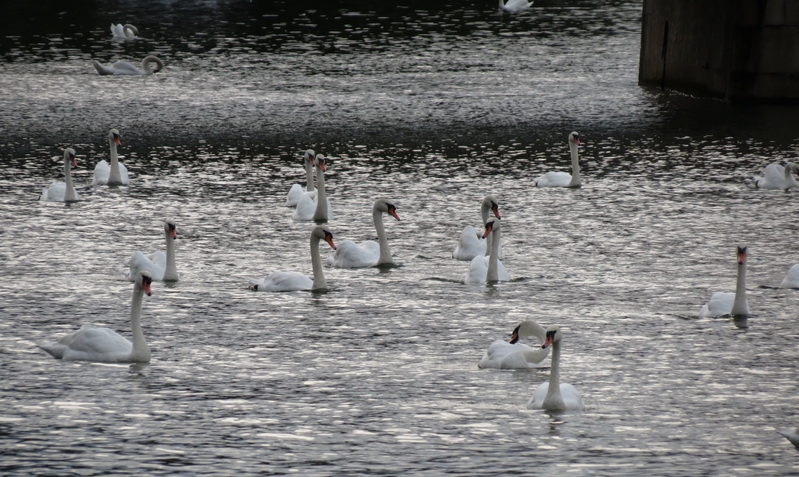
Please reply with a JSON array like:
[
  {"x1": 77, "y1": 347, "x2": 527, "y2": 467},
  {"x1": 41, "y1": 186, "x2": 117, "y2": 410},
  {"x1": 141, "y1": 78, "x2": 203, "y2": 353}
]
[
  {"x1": 64, "y1": 148, "x2": 77, "y2": 167},
  {"x1": 135, "y1": 271, "x2": 153, "y2": 296},
  {"x1": 541, "y1": 326, "x2": 562, "y2": 349},
  {"x1": 509, "y1": 320, "x2": 540, "y2": 344},
  {"x1": 164, "y1": 220, "x2": 177, "y2": 239},
  {"x1": 109, "y1": 128, "x2": 122, "y2": 146},
  {"x1": 568, "y1": 131, "x2": 580, "y2": 146},
  {"x1": 482, "y1": 217, "x2": 500, "y2": 239},
  {"x1": 375, "y1": 199, "x2": 400, "y2": 221},
  {"x1": 737, "y1": 246, "x2": 747, "y2": 266},
  {"x1": 304, "y1": 149, "x2": 315, "y2": 161},
  {"x1": 786, "y1": 162, "x2": 799, "y2": 174},
  {"x1": 124, "y1": 24, "x2": 138, "y2": 37},
  {"x1": 313, "y1": 225, "x2": 336, "y2": 250},
  {"x1": 483, "y1": 196, "x2": 501, "y2": 219},
  {"x1": 315, "y1": 154, "x2": 327, "y2": 172}
]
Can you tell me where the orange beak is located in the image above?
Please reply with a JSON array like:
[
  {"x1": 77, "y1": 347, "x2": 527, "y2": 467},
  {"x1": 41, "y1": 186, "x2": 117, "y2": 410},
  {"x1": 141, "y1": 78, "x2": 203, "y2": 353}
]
[
  {"x1": 492, "y1": 205, "x2": 500, "y2": 219},
  {"x1": 325, "y1": 236, "x2": 336, "y2": 250}
]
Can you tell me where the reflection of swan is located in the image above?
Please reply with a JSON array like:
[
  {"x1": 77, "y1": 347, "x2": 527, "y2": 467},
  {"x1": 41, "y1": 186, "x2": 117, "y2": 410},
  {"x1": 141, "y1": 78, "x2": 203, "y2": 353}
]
[
  {"x1": 699, "y1": 246, "x2": 749, "y2": 317},
  {"x1": 465, "y1": 217, "x2": 509, "y2": 284},
  {"x1": 535, "y1": 131, "x2": 582, "y2": 188},
  {"x1": 753, "y1": 162, "x2": 799, "y2": 190},
  {"x1": 453, "y1": 196, "x2": 502, "y2": 261},
  {"x1": 286, "y1": 149, "x2": 316, "y2": 207},
  {"x1": 39, "y1": 271, "x2": 154, "y2": 363},
  {"x1": 110, "y1": 23, "x2": 138, "y2": 40},
  {"x1": 330, "y1": 199, "x2": 400, "y2": 268},
  {"x1": 250, "y1": 225, "x2": 336, "y2": 292},
  {"x1": 781, "y1": 263, "x2": 799, "y2": 289},
  {"x1": 478, "y1": 320, "x2": 550, "y2": 369},
  {"x1": 129, "y1": 220, "x2": 179, "y2": 282},
  {"x1": 92, "y1": 128, "x2": 129, "y2": 186},
  {"x1": 777, "y1": 427, "x2": 799, "y2": 450},
  {"x1": 294, "y1": 154, "x2": 332, "y2": 222},
  {"x1": 92, "y1": 55, "x2": 164, "y2": 76},
  {"x1": 500, "y1": 0, "x2": 533, "y2": 13},
  {"x1": 40, "y1": 148, "x2": 82, "y2": 202},
  {"x1": 527, "y1": 326, "x2": 584, "y2": 411}
]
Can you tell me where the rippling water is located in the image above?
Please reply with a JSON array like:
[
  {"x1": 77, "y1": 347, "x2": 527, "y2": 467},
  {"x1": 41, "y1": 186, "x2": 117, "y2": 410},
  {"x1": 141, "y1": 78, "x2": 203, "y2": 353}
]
[{"x1": 2, "y1": 0, "x2": 799, "y2": 475}]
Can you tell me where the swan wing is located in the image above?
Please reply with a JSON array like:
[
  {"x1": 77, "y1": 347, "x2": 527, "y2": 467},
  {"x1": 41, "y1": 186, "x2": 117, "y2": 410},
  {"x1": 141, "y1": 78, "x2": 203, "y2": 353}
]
[
  {"x1": 535, "y1": 171, "x2": 572, "y2": 188},
  {"x1": 699, "y1": 291, "x2": 734, "y2": 317},
  {"x1": 40, "y1": 325, "x2": 132, "y2": 362},
  {"x1": 285, "y1": 184, "x2": 305, "y2": 207},
  {"x1": 754, "y1": 163, "x2": 786, "y2": 189},
  {"x1": 777, "y1": 427, "x2": 799, "y2": 450},
  {"x1": 453, "y1": 226, "x2": 486, "y2": 261},
  {"x1": 250, "y1": 271, "x2": 312, "y2": 292},
  {"x1": 129, "y1": 250, "x2": 166, "y2": 281},
  {"x1": 108, "y1": 61, "x2": 144, "y2": 75},
  {"x1": 478, "y1": 341, "x2": 545, "y2": 369},
  {"x1": 465, "y1": 255, "x2": 488, "y2": 284},
  {"x1": 40, "y1": 181, "x2": 66, "y2": 201},
  {"x1": 780, "y1": 263, "x2": 799, "y2": 289},
  {"x1": 293, "y1": 191, "x2": 318, "y2": 221},
  {"x1": 92, "y1": 160, "x2": 110, "y2": 185},
  {"x1": 527, "y1": 382, "x2": 583, "y2": 410},
  {"x1": 330, "y1": 240, "x2": 380, "y2": 268}
]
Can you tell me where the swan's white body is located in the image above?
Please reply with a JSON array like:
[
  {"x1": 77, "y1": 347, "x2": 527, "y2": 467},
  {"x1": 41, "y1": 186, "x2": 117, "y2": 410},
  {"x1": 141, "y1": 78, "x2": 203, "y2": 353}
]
[
  {"x1": 500, "y1": 0, "x2": 533, "y2": 13},
  {"x1": 92, "y1": 128, "x2": 129, "y2": 186},
  {"x1": 527, "y1": 326, "x2": 584, "y2": 411},
  {"x1": 110, "y1": 23, "x2": 138, "y2": 41},
  {"x1": 753, "y1": 162, "x2": 799, "y2": 190},
  {"x1": 478, "y1": 320, "x2": 550, "y2": 369},
  {"x1": 250, "y1": 225, "x2": 336, "y2": 292},
  {"x1": 777, "y1": 427, "x2": 799, "y2": 450},
  {"x1": 92, "y1": 55, "x2": 164, "y2": 76},
  {"x1": 699, "y1": 246, "x2": 749, "y2": 317},
  {"x1": 39, "y1": 272, "x2": 153, "y2": 363},
  {"x1": 286, "y1": 149, "x2": 316, "y2": 207},
  {"x1": 453, "y1": 196, "x2": 503, "y2": 261},
  {"x1": 780, "y1": 264, "x2": 799, "y2": 289},
  {"x1": 535, "y1": 131, "x2": 582, "y2": 188},
  {"x1": 465, "y1": 217, "x2": 509, "y2": 284},
  {"x1": 40, "y1": 148, "x2": 81, "y2": 202},
  {"x1": 129, "y1": 220, "x2": 179, "y2": 282},
  {"x1": 330, "y1": 199, "x2": 400, "y2": 268},
  {"x1": 293, "y1": 154, "x2": 332, "y2": 221}
]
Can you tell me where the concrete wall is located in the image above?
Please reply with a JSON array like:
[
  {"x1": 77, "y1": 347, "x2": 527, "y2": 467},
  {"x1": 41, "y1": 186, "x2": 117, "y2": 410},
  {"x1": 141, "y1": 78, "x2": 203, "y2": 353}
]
[{"x1": 639, "y1": 0, "x2": 799, "y2": 101}]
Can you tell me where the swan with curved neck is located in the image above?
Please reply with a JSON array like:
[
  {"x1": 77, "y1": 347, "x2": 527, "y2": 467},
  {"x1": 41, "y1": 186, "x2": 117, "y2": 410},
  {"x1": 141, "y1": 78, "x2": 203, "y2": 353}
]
[
  {"x1": 92, "y1": 128, "x2": 129, "y2": 186},
  {"x1": 465, "y1": 217, "x2": 509, "y2": 284},
  {"x1": 285, "y1": 149, "x2": 316, "y2": 207},
  {"x1": 330, "y1": 199, "x2": 401, "y2": 268},
  {"x1": 110, "y1": 23, "x2": 138, "y2": 40},
  {"x1": 39, "y1": 271, "x2": 154, "y2": 363},
  {"x1": 753, "y1": 162, "x2": 799, "y2": 190},
  {"x1": 478, "y1": 320, "x2": 551, "y2": 369},
  {"x1": 250, "y1": 225, "x2": 337, "y2": 292},
  {"x1": 499, "y1": 0, "x2": 533, "y2": 13},
  {"x1": 699, "y1": 246, "x2": 749, "y2": 317},
  {"x1": 527, "y1": 326, "x2": 584, "y2": 411},
  {"x1": 293, "y1": 154, "x2": 332, "y2": 222},
  {"x1": 93, "y1": 55, "x2": 164, "y2": 76},
  {"x1": 40, "y1": 148, "x2": 81, "y2": 202},
  {"x1": 129, "y1": 220, "x2": 179, "y2": 282},
  {"x1": 534, "y1": 131, "x2": 582, "y2": 188},
  {"x1": 453, "y1": 196, "x2": 503, "y2": 261}
]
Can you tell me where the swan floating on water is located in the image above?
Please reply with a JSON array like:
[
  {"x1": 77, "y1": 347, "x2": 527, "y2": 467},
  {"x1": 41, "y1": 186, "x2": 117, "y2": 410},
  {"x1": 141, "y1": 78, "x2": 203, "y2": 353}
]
[
  {"x1": 92, "y1": 128, "x2": 129, "y2": 186},
  {"x1": 499, "y1": 0, "x2": 533, "y2": 14},
  {"x1": 478, "y1": 320, "x2": 550, "y2": 369},
  {"x1": 286, "y1": 149, "x2": 316, "y2": 207},
  {"x1": 453, "y1": 196, "x2": 503, "y2": 261},
  {"x1": 294, "y1": 154, "x2": 332, "y2": 222},
  {"x1": 92, "y1": 55, "x2": 164, "y2": 76},
  {"x1": 330, "y1": 199, "x2": 400, "y2": 268},
  {"x1": 129, "y1": 220, "x2": 179, "y2": 282},
  {"x1": 753, "y1": 162, "x2": 799, "y2": 190},
  {"x1": 110, "y1": 23, "x2": 138, "y2": 41},
  {"x1": 699, "y1": 246, "x2": 749, "y2": 318},
  {"x1": 40, "y1": 148, "x2": 82, "y2": 202},
  {"x1": 39, "y1": 271, "x2": 154, "y2": 363},
  {"x1": 534, "y1": 131, "x2": 582, "y2": 188},
  {"x1": 527, "y1": 326, "x2": 584, "y2": 411},
  {"x1": 465, "y1": 217, "x2": 509, "y2": 285},
  {"x1": 250, "y1": 225, "x2": 336, "y2": 292}
]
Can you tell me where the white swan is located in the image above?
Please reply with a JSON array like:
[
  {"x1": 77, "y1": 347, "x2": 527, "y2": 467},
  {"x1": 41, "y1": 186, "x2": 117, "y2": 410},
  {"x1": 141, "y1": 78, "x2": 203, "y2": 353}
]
[
  {"x1": 453, "y1": 196, "x2": 503, "y2": 261},
  {"x1": 330, "y1": 199, "x2": 400, "y2": 268},
  {"x1": 110, "y1": 23, "x2": 138, "y2": 41},
  {"x1": 250, "y1": 225, "x2": 336, "y2": 292},
  {"x1": 39, "y1": 271, "x2": 154, "y2": 363},
  {"x1": 777, "y1": 427, "x2": 799, "y2": 450},
  {"x1": 92, "y1": 55, "x2": 164, "y2": 76},
  {"x1": 129, "y1": 220, "x2": 179, "y2": 282},
  {"x1": 500, "y1": 0, "x2": 533, "y2": 14},
  {"x1": 534, "y1": 131, "x2": 582, "y2": 188},
  {"x1": 478, "y1": 320, "x2": 551, "y2": 369},
  {"x1": 40, "y1": 148, "x2": 82, "y2": 202},
  {"x1": 527, "y1": 326, "x2": 584, "y2": 411},
  {"x1": 753, "y1": 162, "x2": 799, "y2": 190},
  {"x1": 699, "y1": 246, "x2": 750, "y2": 318},
  {"x1": 92, "y1": 128, "x2": 129, "y2": 186},
  {"x1": 293, "y1": 154, "x2": 332, "y2": 222},
  {"x1": 465, "y1": 217, "x2": 509, "y2": 284},
  {"x1": 781, "y1": 263, "x2": 799, "y2": 289},
  {"x1": 285, "y1": 149, "x2": 316, "y2": 207}
]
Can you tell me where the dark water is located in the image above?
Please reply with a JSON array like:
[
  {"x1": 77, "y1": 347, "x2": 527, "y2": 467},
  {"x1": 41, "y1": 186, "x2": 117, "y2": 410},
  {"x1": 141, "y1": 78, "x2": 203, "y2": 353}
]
[{"x1": 2, "y1": 1, "x2": 799, "y2": 475}]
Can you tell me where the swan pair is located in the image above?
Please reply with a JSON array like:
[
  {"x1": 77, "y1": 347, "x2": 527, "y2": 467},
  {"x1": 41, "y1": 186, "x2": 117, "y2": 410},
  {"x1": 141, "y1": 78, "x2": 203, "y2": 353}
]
[
  {"x1": 465, "y1": 217, "x2": 509, "y2": 284},
  {"x1": 753, "y1": 162, "x2": 799, "y2": 190},
  {"x1": 453, "y1": 196, "x2": 503, "y2": 261},
  {"x1": 285, "y1": 150, "x2": 316, "y2": 207},
  {"x1": 93, "y1": 55, "x2": 164, "y2": 76},
  {"x1": 92, "y1": 129, "x2": 129, "y2": 186},
  {"x1": 534, "y1": 131, "x2": 582, "y2": 188},
  {"x1": 293, "y1": 154, "x2": 333, "y2": 222},
  {"x1": 699, "y1": 246, "x2": 749, "y2": 318},
  {"x1": 40, "y1": 148, "x2": 82, "y2": 202},
  {"x1": 39, "y1": 271, "x2": 154, "y2": 363},
  {"x1": 499, "y1": 0, "x2": 533, "y2": 14},
  {"x1": 110, "y1": 23, "x2": 138, "y2": 41},
  {"x1": 250, "y1": 225, "x2": 337, "y2": 292},
  {"x1": 129, "y1": 220, "x2": 180, "y2": 282}
]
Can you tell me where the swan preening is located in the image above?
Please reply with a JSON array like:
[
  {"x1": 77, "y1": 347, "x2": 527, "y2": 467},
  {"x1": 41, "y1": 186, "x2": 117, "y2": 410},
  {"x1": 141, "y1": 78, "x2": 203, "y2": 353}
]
[
  {"x1": 465, "y1": 217, "x2": 509, "y2": 284},
  {"x1": 499, "y1": 0, "x2": 533, "y2": 14},
  {"x1": 753, "y1": 162, "x2": 799, "y2": 190},
  {"x1": 478, "y1": 320, "x2": 551, "y2": 369},
  {"x1": 129, "y1": 220, "x2": 179, "y2": 282},
  {"x1": 527, "y1": 326, "x2": 584, "y2": 411},
  {"x1": 330, "y1": 199, "x2": 400, "y2": 268},
  {"x1": 534, "y1": 131, "x2": 582, "y2": 188},
  {"x1": 250, "y1": 225, "x2": 336, "y2": 292},
  {"x1": 699, "y1": 246, "x2": 749, "y2": 318},
  {"x1": 110, "y1": 23, "x2": 138, "y2": 41},
  {"x1": 286, "y1": 149, "x2": 316, "y2": 207},
  {"x1": 39, "y1": 271, "x2": 154, "y2": 363},
  {"x1": 93, "y1": 55, "x2": 164, "y2": 76},
  {"x1": 92, "y1": 128, "x2": 129, "y2": 186},
  {"x1": 453, "y1": 196, "x2": 503, "y2": 261},
  {"x1": 40, "y1": 148, "x2": 82, "y2": 202},
  {"x1": 294, "y1": 154, "x2": 333, "y2": 222}
]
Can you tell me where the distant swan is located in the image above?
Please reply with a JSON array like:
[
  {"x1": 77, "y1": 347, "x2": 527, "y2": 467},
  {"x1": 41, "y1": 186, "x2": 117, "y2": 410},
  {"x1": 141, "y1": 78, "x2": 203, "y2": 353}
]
[
  {"x1": 753, "y1": 162, "x2": 799, "y2": 190},
  {"x1": 40, "y1": 148, "x2": 81, "y2": 202},
  {"x1": 129, "y1": 220, "x2": 179, "y2": 282},
  {"x1": 465, "y1": 217, "x2": 509, "y2": 284},
  {"x1": 478, "y1": 320, "x2": 551, "y2": 369},
  {"x1": 699, "y1": 246, "x2": 749, "y2": 318},
  {"x1": 250, "y1": 225, "x2": 337, "y2": 292},
  {"x1": 110, "y1": 23, "x2": 138, "y2": 41},
  {"x1": 93, "y1": 55, "x2": 164, "y2": 76},
  {"x1": 500, "y1": 0, "x2": 533, "y2": 13},
  {"x1": 453, "y1": 196, "x2": 503, "y2": 261},
  {"x1": 294, "y1": 154, "x2": 332, "y2": 222},
  {"x1": 92, "y1": 128, "x2": 129, "y2": 186},
  {"x1": 39, "y1": 271, "x2": 154, "y2": 363},
  {"x1": 330, "y1": 199, "x2": 400, "y2": 268},
  {"x1": 534, "y1": 131, "x2": 582, "y2": 188},
  {"x1": 527, "y1": 326, "x2": 584, "y2": 411},
  {"x1": 286, "y1": 149, "x2": 316, "y2": 207}
]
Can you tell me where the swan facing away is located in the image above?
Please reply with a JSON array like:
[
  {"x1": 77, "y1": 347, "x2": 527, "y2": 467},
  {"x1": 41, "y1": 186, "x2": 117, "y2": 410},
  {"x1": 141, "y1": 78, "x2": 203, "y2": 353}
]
[
  {"x1": 453, "y1": 196, "x2": 503, "y2": 261},
  {"x1": 465, "y1": 217, "x2": 509, "y2": 285},
  {"x1": 110, "y1": 23, "x2": 138, "y2": 41},
  {"x1": 781, "y1": 263, "x2": 799, "y2": 289},
  {"x1": 92, "y1": 128, "x2": 129, "y2": 186},
  {"x1": 294, "y1": 154, "x2": 333, "y2": 222},
  {"x1": 500, "y1": 0, "x2": 533, "y2": 14},
  {"x1": 40, "y1": 148, "x2": 82, "y2": 203},
  {"x1": 250, "y1": 225, "x2": 336, "y2": 292},
  {"x1": 330, "y1": 199, "x2": 400, "y2": 268},
  {"x1": 534, "y1": 131, "x2": 582, "y2": 188},
  {"x1": 699, "y1": 246, "x2": 749, "y2": 318},
  {"x1": 753, "y1": 162, "x2": 799, "y2": 190},
  {"x1": 286, "y1": 149, "x2": 316, "y2": 207},
  {"x1": 527, "y1": 326, "x2": 584, "y2": 411},
  {"x1": 129, "y1": 220, "x2": 179, "y2": 282},
  {"x1": 478, "y1": 320, "x2": 551, "y2": 369},
  {"x1": 39, "y1": 271, "x2": 154, "y2": 363},
  {"x1": 93, "y1": 55, "x2": 164, "y2": 76}
]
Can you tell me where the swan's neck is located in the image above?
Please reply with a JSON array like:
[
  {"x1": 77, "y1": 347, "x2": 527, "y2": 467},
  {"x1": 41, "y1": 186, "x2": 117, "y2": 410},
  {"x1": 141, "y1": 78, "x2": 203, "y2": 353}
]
[
  {"x1": 141, "y1": 56, "x2": 164, "y2": 74},
  {"x1": 304, "y1": 159, "x2": 315, "y2": 192},
  {"x1": 545, "y1": 341, "x2": 565, "y2": 409},
  {"x1": 375, "y1": 209, "x2": 393, "y2": 265},
  {"x1": 312, "y1": 165, "x2": 328, "y2": 222},
  {"x1": 108, "y1": 137, "x2": 122, "y2": 185},
  {"x1": 129, "y1": 284, "x2": 150, "y2": 362},
  {"x1": 481, "y1": 205, "x2": 493, "y2": 256},
  {"x1": 523, "y1": 346, "x2": 550, "y2": 364},
  {"x1": 486, "y1": 227, "x2": 501, "y2": 282},
  {"x1": 568, "y1": 142, "x2": 581, "y2": 188},
  {"x1": 310, "y1": 234, "x2": 326, "y2": 290},
  {"x1": 731, "y1": 261, "x2": 749, "y2": 316},
  {"x1": 499, "y1": 0, "x2": 505, "y2": 8},
  {"x1": 163, "y1": 231, "x2": 179, "y2": 281},
  {"x1": 63, "y1": 156, "x2": 77, "y2": 202}
]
